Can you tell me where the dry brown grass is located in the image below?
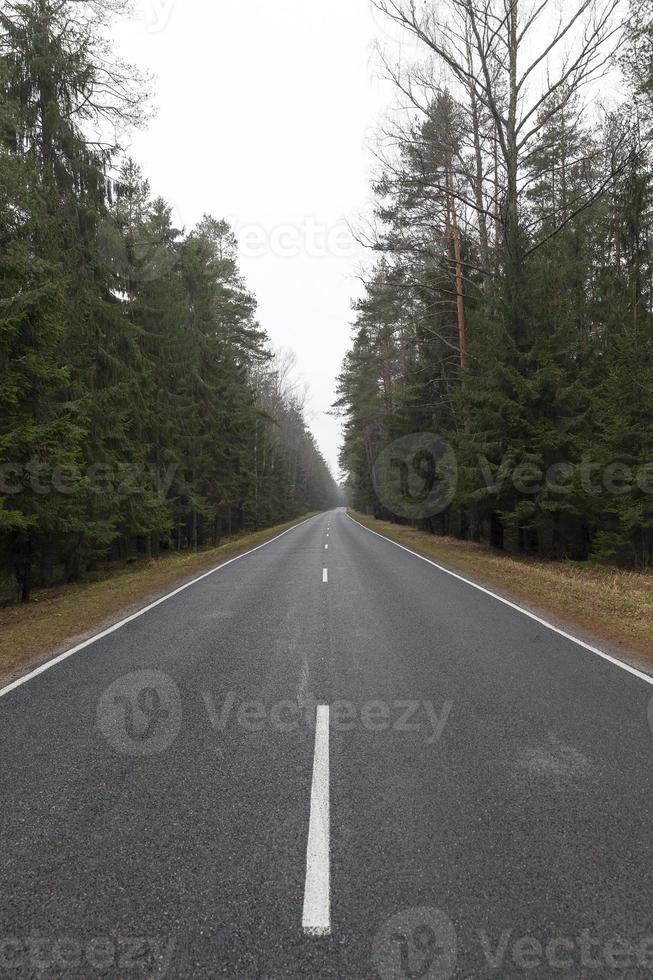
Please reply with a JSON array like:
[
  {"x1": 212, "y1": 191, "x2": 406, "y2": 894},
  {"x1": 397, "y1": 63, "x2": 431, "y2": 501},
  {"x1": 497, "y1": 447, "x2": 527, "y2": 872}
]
[
  {"x1": 0, "y1": 515, "x2": 317, "y2": 685},
  {"x1": 351, "y1": 512, "x2": 653, "y2": 663}
]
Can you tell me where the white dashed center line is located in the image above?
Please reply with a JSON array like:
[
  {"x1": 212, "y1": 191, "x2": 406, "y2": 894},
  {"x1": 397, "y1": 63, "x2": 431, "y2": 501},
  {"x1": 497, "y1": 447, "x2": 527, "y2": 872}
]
[
  {"x1": 322, "y1": 568, "x2": 328, "y2": 583},
  {"x1": 302, "y1": 705, "x2": 330, "y2": 937}
]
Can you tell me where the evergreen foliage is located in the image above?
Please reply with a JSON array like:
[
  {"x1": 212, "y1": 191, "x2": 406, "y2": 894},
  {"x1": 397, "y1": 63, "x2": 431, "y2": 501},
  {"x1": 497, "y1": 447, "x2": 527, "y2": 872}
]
[
  {"x1": 336, "y1": 1, "x2": 653, "y2": 568},
  {"x1": 0, "y1": 0, "x2": 337, "y2": 601}
]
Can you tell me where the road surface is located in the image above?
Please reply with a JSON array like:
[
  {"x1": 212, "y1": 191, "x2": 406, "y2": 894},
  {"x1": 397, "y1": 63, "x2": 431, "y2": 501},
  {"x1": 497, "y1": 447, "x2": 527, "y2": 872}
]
[{"x1": 1, "y1": 509, "x2": 652, "y2": 978}]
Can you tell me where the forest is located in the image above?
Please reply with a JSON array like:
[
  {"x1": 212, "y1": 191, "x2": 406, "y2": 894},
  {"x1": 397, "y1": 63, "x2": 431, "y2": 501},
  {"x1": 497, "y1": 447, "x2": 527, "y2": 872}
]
[
  {"x1": 336, "y1": 0, "x2": 653, "y2": 569},
  {"x1": 0, "y1": 0, "x2": 338, "y2": 603}
]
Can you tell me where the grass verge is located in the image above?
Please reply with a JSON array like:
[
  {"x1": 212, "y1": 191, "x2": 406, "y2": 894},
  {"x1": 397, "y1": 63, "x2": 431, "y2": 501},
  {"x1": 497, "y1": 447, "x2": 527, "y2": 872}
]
[
  {"x1": 350, "y1": 511, "x2": 653, "y2": 666},
  {"x1": 0, "y1": 514, "x2": 318, "y2": 686}
]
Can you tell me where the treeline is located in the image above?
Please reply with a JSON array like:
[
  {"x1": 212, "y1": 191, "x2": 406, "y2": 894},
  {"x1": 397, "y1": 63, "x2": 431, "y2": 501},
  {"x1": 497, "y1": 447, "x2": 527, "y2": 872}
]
[
  {"x1": 336, "y1": 0, "x2": 653, "y2": 568},
  {"x1": 0, "y1": 0, "x2": 337, "y2": 602}
]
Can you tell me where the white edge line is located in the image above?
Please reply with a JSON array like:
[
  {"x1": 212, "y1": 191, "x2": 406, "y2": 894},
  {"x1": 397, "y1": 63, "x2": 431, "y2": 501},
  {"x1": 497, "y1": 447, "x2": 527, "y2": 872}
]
[
  {"x1": 0, "y1": 516, "x2": 318, "y2": 700},
  {"x1": 347, "y1": 514, "x2": 653, "y2": 687},
  {"x1": 302, "y1": 704, "x2": 330, "y2": 936}
]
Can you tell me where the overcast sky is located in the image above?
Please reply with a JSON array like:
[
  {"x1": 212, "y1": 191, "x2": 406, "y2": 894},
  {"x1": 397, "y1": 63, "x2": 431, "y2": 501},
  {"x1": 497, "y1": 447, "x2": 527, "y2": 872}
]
[{"x1": 112, "y1": 0, "x2": 400, "y2": 478}]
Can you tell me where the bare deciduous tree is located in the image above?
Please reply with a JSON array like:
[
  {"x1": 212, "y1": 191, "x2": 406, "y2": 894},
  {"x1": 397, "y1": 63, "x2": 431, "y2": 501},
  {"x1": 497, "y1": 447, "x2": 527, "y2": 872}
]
[{"x1": 373, "y1": 0, "x2": 626, "y2": 290}]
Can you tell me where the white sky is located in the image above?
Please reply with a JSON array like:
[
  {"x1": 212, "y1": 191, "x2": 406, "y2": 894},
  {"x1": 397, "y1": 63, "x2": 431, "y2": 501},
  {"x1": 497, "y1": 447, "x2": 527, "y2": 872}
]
[{"x1": 112, "y1": 0, "x2": 399, "y2": 479}]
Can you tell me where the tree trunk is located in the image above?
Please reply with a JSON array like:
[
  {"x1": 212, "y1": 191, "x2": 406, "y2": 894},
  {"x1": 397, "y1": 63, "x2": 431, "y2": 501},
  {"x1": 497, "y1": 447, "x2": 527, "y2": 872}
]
[
  {"x1": 447, "y1": 164, "x2": 467, "y2": 372},
  {"x1": 466, "y1": 33, "x2": 490, "y2": 276}
]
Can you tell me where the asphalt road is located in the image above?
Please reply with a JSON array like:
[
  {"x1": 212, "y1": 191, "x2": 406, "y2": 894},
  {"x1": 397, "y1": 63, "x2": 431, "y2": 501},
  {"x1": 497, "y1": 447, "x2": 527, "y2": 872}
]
[{"x1": 1, "y1": 509, "x2": 652, "y2": 979}]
